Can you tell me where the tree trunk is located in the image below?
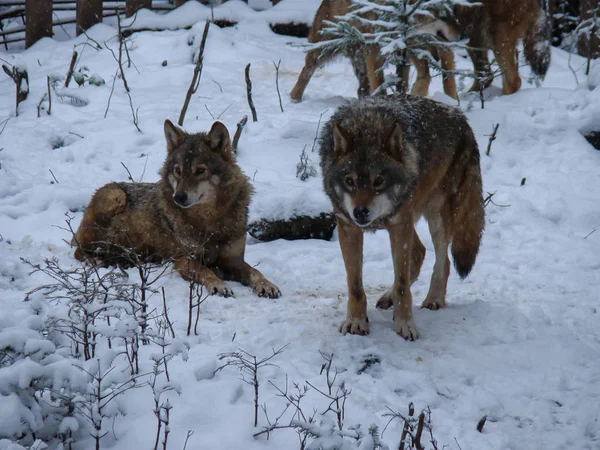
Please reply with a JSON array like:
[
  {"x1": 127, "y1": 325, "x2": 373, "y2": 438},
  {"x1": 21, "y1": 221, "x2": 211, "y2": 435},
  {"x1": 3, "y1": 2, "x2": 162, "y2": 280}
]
[
  {"x1": 578, "y1": 0, "x2": 600, "y2": 61},
  {"x1": 76, "y1": 0, "x2": 103, "y2": 36},
  {"x1": 126, "y1": 0, "x2": 152, "y2": 17},
  {"x1": 175, "y1": 0, "x2": 187, "y2": 6},
  {"x1": 25, "y1": 0, "x2": 52, "y2": 48}
]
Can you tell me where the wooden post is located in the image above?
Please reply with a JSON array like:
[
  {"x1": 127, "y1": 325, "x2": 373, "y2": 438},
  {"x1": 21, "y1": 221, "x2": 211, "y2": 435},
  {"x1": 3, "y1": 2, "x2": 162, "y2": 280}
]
[
  {"x1": 25, "y1": 0, "x2": 52, "y2": 48},
  {"x1": 76, "y1": 0, "x2": 103, "y2": 36},
  {"x1": 578, "y1": 0, "x2": 600, "y2": 62},
  {"x1": 126, "y1": 0, "x2": 152, "y2": 17}
]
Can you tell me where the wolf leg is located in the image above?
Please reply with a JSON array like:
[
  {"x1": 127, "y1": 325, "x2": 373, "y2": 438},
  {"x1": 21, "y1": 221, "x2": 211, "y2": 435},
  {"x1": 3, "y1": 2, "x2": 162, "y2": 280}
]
[
  {"x1": 387, "y1": 219, "x2": 418, "y2": 340},
  {"x1": 409, "y1": 56, "x2": 432, "y2": 97},
  {"x1": 421, "y1": 202, "x2": 451, "y2": 310},
  {"x1": 337, "y1": 220, "x2": 369, "y2": 335},
  {"x1": 466, "y1": 48, "x2": 493, "y2": 93},
  {"x1": 174, "y1": 257, "x2": 234, "y2": 297},
  {"x1": 439, "y1": 47, "x2": 458, "y2": 100},
  {"x1": 216, "y1": 237, "x2": 281, "y2": 298},
  {"x1": 493, "y1": 29, "x2": 521, "y2": 95},
  {"x1": 349, "y1": 47, "x2": 371, "y2": 98},
  {"x1": 290, "y1": 48, "x2": 331, "y2": 102},
  {"x1": 365, "y1": 46, "x2": 385, "y2": 94},
  {"x1": 73, "y1": 184, "x2": 127, "y2": 262},
  {"x1": 376, "y1": 228, "x2": 425, "y2": 310}
]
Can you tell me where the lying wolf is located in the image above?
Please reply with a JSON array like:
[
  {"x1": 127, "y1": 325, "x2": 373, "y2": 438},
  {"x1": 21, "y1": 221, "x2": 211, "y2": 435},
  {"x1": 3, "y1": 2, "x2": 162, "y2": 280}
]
[
  {"x1": 73, "y1": 120, "x2": 281, "y2": 299},
  {"x1": 319, "y1": 95, "x2": 484, "y2": 339}
]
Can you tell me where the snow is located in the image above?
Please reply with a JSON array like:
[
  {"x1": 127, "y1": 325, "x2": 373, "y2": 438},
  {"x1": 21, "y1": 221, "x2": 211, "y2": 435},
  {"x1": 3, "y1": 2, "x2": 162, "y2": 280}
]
[{"x1": 1, "y1": 3, "x2": 600, "y2": 450}]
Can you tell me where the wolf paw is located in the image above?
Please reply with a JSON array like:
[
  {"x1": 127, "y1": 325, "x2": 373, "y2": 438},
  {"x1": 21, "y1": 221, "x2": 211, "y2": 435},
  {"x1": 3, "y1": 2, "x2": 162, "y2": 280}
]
[
  {"x1": 253, "y1": 280, "x2": 281, "y2": 299},
  {"x1": 205, "y1": 280, "x2": 234, "y2": 298},
  {"x1": 375, "y1": 289, "x2": 393, "y2": 310},
  {"x1": 394, "y1": 318, "x2": 419, "y2": 341},
  {"x1": 420, "y1": 297, "x2": 445, "y2": 310},
  {"x1": 339, "y1": 317, "x2": 369, "y2": 336}
]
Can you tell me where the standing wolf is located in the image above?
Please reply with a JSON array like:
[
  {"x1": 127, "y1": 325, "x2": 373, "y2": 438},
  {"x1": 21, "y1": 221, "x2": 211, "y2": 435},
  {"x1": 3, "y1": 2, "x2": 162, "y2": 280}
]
[
  {"x1": 412, "y1": 0, "x2": 552, "y2": 97},
  {"x1": 320, "y1": 95, "x2": 484, "y2": 339},
  {"x1": 73, "y1": 120, "x2": 281, "y2": 299}
]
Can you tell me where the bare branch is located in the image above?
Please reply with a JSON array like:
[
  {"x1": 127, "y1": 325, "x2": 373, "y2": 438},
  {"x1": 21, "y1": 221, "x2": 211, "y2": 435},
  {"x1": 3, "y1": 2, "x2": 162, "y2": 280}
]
[{"x1": 245, "y1": 63, "x2": 258, "y2": 122}]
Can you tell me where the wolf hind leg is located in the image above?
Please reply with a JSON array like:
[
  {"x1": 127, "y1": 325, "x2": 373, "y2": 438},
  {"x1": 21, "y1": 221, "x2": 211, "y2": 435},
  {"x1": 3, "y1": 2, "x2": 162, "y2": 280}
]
[
  {"x1": 73, "y1": 184, "x2": 127, "y2": 261},
  {"x1": 376, "y1": 228, "x2": 425, "y2": 310},
  {"x1": 420, "y1": 199, "x2": 452, "y2": 310}
]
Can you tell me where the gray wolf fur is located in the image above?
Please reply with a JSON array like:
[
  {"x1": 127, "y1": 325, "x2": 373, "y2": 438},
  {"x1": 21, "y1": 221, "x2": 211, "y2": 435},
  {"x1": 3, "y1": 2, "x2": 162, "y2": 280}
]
[{"x1": 320, "y1": 95, "x2": 484, "y2": 339}]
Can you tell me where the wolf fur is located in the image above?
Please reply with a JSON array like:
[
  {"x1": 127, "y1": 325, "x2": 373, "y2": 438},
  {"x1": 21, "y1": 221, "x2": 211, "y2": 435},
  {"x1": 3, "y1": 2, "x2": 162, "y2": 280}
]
[
  {"x1": 73, "y1": 120, "x2": 281, "y2": 299},
  {"x1": 320, "y1": 95, "x2": 484, "y2": 339},
  {"x1": 413, "y1": 0, "x2": 552, "y2": 97},
  {"x1": 289, "y1": 0, "x2": 458, "y2": 102}
]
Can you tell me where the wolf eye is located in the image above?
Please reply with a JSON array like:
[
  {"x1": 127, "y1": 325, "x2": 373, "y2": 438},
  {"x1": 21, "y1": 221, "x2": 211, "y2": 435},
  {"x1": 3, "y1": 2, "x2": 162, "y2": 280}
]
[
  {"x1": 174, "y1": 165, "x2": 182, "y2": 177},
  {"x1": 344, "y1": 176, "x2": 355, "y2": 188},
  {"x1": 194, "y1": 167, "x2": 205, "y2": 176},
  {"x1": 373, "y1": 176, "x2": 384, "y2": 189}
]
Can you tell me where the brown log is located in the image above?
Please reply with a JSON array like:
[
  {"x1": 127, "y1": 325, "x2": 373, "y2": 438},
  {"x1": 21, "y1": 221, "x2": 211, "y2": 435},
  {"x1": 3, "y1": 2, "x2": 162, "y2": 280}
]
[
  {"x1": 76, "y1": 0, "x2": 103, "y2": 35},
  {"x1": 248, "y1": 213, "x2": 336, "y2": 242},
  {"x1": 25, "y1": 0, "x2": 52, "y2": 48}
]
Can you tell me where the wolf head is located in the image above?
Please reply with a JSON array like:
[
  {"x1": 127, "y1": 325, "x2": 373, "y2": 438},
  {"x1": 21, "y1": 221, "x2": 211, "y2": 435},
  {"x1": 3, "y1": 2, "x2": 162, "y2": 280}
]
[
  {"x1": 326, "y1": 120, "x2": 419, "y2": 228},
  {"x1": 161, "y1": 120, "x2": 233, "y2": 209},
  {"x1": 411, "y1": 3, "x2": 463, "y2": 43}
]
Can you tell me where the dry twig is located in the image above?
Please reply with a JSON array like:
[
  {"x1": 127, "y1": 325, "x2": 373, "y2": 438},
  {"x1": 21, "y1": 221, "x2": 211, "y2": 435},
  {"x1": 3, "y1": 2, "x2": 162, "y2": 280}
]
[
  {"x1": 245, "y1": 63, "x2": 258, "y2": 122},
  {"x1": 178, "y1": 20, "x2": 210, "y2": 126},
  {"x1": 232, "y1": 115, "x2": 248, "y2": 152}
]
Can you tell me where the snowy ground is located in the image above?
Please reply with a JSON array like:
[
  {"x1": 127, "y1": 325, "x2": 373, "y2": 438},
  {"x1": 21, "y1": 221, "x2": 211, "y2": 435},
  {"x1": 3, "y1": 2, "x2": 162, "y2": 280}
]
[{"x1": 1, "y1": 2, "x2": 600, "y2": 449}]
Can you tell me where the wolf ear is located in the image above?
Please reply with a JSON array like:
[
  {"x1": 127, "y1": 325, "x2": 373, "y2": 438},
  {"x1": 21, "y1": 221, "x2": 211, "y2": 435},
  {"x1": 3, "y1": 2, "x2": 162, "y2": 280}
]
[
  {"x1": 385, "y1": 121, "x2": 403, "y2": 158},
  {"x1": 164, "y1": 119, "x2": 185, "y2": 154},
  {"x1": 332, "y1": 122, "x2": 352, "y2": 161},
  {"x1": 208, "y1": 121, "x2": 231, "y2": 156}
]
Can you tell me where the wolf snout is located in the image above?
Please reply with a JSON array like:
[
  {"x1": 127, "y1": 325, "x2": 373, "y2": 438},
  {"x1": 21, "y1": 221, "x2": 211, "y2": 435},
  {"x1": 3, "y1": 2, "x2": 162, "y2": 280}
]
[
  {"x1": 353, "y1": 206, "x2": 370, "y2": 225},
  {"x1": 173, "y1": 192, "x2": 188, "y2": 207}
]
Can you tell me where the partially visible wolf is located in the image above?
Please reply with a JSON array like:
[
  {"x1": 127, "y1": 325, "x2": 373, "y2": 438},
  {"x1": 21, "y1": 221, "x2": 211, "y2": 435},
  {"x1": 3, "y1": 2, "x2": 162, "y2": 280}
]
[
  {"x1": 289, "y1": 0, "x2": 459, "y2": 102},
  {"x1": 73, "y1": 120, "x2": 281, "y2": 299},
  {"x1": 320, "y1": 95, "x2": 484, "y2": 339},
  {"x1": 412, "y1": 0, "x2": 552, "y2": 97}
]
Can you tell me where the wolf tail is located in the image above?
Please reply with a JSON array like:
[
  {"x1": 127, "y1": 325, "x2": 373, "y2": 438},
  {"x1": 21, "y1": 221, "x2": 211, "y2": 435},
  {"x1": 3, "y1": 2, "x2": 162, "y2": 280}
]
[
  {"x1": 450, "y1": 134, "x2": 485, "y2": 279},
  {"x1": 523, "y1": 7, "x2": 552, "y2": 79}
]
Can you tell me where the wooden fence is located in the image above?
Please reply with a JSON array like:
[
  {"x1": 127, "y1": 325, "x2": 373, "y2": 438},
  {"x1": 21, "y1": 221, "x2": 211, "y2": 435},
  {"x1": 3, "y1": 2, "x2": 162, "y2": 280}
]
[{"x1": 0, "y1": 0, "x2": 282, "y2": 48}]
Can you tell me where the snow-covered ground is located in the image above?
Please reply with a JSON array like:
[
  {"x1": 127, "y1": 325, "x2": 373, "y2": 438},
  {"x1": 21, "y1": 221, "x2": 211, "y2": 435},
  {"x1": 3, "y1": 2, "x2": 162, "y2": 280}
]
[{"x1": 1, "y1": 2, "x2": 599, "y2": 449}]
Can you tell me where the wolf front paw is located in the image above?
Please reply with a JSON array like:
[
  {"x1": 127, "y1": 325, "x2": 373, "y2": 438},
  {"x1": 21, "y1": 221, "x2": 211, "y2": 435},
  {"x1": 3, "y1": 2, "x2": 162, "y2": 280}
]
[
  {"x1": 421, "y1": 297, "x2": 445, "y2": 310},
  {"x1": 205, "y1": 280, "x2": 234, "y2": 298},
  {"x1": 253, "y1": 279, "x2": 281, "y2": 299},
  {"x1": 339, "y1": 317, "x2": 369, "y2": 336},
  {"x1": 394, "y1": 318, "x2": 419, "y2": 341}
]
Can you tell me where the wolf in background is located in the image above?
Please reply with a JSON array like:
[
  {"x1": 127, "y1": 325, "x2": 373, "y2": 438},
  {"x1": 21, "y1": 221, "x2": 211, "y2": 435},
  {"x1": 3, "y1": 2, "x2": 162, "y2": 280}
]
[
  {"x1": 73, "y1": 120, "x2": 281, "y2": 299},
  {"x1": 291, "y1": 0, "x2": 551, "y2": 101},
  {"x1": 319, "y1": 95, "x2": 484, "y2": 339},
  {"x1": 412, "y1": 0, "x2": 552, "y2": 97},
  {"x1": 289, "y1": 0, "x2": 459, "y2": 102}
]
